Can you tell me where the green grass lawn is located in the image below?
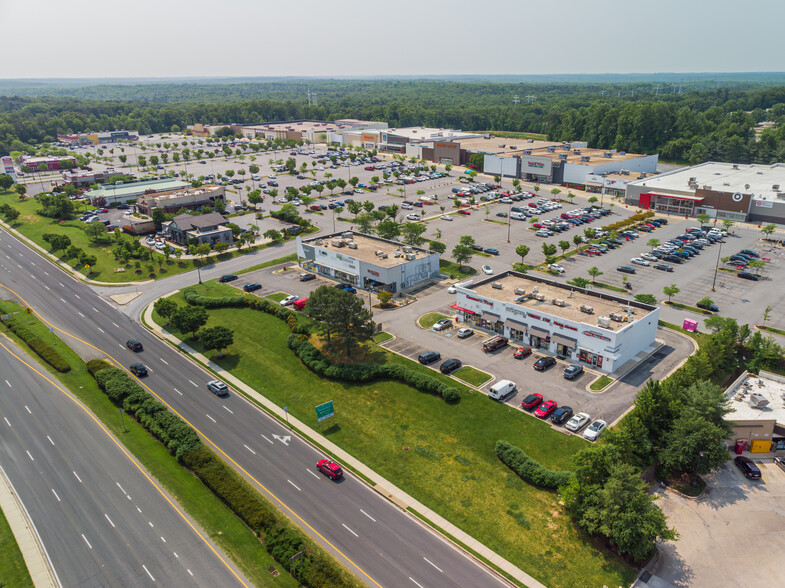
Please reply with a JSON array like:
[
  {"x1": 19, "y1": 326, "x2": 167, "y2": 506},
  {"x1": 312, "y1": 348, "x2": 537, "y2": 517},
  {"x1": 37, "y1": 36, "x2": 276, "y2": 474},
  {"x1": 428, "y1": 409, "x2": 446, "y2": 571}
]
[
  {"x1": 0, "y1": 300, "x2": 298, "y2": 588},
  {"x1": 758, "y1": 324, "x2": 785, "y2": 336},
  {"x1": 154, "y1": 286, "x2": 637, "y2": 588},
  {"x1": 453, "y1": 366, "x2": 492, "y2": 387},
  {"x1": 236, "y1": 253, "x2": 297, "y2": 276},
  {"x1": 0, "y1": 506, "x2": 33, "y2": 588},
  {"x1": 589, "y1": 375, "x2": 614, "y2": 391},
  {"x1": 373, "y1": 331, "x2": 393, "y2": 343},
  {"x1": 265, "y1": 292, "x2": 290, "y2": 303},
  {"x1": 482, "y1": 219, "x2": 507, "y2": 225},
  {"x1": 664, "y1": 301, "x2": 713, "y2": 315},
  {"x1": 592, "y1": 281, "x2": 628, "y2": 293},
  {"x1": 439, "y1": 259, "x2": 477, "y2": 277},
  {"x1": 418, "y1": 312, "x2": 447, "y2": 329}
]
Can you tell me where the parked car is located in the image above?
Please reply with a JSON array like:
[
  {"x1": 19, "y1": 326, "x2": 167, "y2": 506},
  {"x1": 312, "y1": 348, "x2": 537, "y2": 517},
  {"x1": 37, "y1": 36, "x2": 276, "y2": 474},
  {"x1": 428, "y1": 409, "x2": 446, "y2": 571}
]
[
  {"x1": 456, "y1": 327, "x2": 474, "y2": 338},
  {"x1": 513, "y1": 346, "x2": 532, "y2": 359},
  {"x1": 207, "y1": 380, "x2": 229, "y2": 397},
  {"x1": 441, "y1": 215, "x2": 453, "y2": 221},
  {"x1": 547, "y1": 263, "x2": 565, "y2": 273},
  {"x1": 563, "y1": 364, "x2": 584, "y2": 380},
  {"x1": 653, "y1": 263, "x2": 673, "y2": 272},
  {"x1": 520, "y1": 393, "x2": 543, "y2": 410},
  {"x1": 738, "y1": 272, "x2": 760, "y2": 281},
  {"x1": 242, "y1": 283, "x2": 261, "y2": 293},
  {"x1": 299, "y1": 273, "x2": 316, "y2": 282},
  {"x1": 432, "y1": 318, "x2": 453, "y2": 332},
  {"x1": 484, "y1": 248, "x2": 499, "y2": 255},
  {"x1": 481, "y1": 265, "x2": 493, "y2": 275},
  {"x1": 551, "y1": 406, "x2": 574, "y2": 425},
  {"x1": 418, "y1": 351, "x2": 441, "y2": 365},
  {"x1": 533, "y1": 356, "x2": 556, "y2": 371},
  {"x1": 281, "y1": 295, "x2": 299, "y2": 306},
  {"x1": 534, "y1": 400, "x2": 558, "y2": 419},
  {"x1": 630, "y1": 257, "x2": 650, "y2": 266},
  {"x1": 129, "y1": 363, "x2": 148, "y2": 377},
  {"x1": 583, "y1": 420, "x2": 607, "y2": 441},
  {"x1": 616, "y1": 265, "x2": 636, "y2": 274},
  {"x1": 126, "y1": 339, "x2": 143, "y2": 352},
  {"x1": 317, "y1": 459, "x2": 343, "y2": 480},
  {"x1": 734, "y1": 456, "x2": 761, "y2": 479},
  {"x1": 440, "y1": 358, "x2": 462, "y2": 375},
  {"x1": 696, "y1": 300, "x2": 719, "y2": 311},
  {"x1": 565, "y1": 412, "x2": 591, "y2": 432}
]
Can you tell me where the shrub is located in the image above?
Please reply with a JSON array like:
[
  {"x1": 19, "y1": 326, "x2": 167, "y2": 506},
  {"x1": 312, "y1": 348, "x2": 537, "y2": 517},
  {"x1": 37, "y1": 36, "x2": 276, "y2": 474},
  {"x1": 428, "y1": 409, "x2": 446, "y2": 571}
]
[
  {"x1": 3, "y1": 318, "x2": 71, "y2": 372},
  {"x1": 496, "y1": 440, "x2": 573, "y2": 489}
]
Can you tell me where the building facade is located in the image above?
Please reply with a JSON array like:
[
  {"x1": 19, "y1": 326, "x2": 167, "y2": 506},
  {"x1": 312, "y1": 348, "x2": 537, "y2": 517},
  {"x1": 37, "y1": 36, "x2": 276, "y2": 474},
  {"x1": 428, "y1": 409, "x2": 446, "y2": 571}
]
[
  {"x1": 83, "y1": 178, "x2": 191, "y2": 205},
  {"x1": 162, "y1": 212, "x2": 233, "y2": 246},
  {"x1": 296, "y1": 232, "x2": 440, "y2": 293},
  {"x1": 19, "y1": 155, "x2": 76, "y2": 172},
  {"x1": 136, "y1": 185, "x2": 225, "y2": 215},
  {"x1": 453, "y1": 272, "x2": 660, "y2": 374}
]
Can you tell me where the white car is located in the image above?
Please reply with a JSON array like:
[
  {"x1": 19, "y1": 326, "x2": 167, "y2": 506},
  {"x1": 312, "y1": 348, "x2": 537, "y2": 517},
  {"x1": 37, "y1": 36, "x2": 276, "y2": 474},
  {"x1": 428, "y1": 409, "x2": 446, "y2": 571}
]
[
  {"x1": 281, "y1": 295, "x2": 299, "y2": 306},
  {"x1": 401, "y1": 203, "x2": 413, "y2": 210},
  {"x1": 482, "y1": 265, "x2": 493, "y2": 275},
  {"x1": 500, "y1": 197, "x2": 513, "y2": 204},
  {"x1": 268, "y1": 174, "x2": 277, "y2": 179},
  {"x1": 354, "y1": 189, "x2": 364, "y2": 193},
  {"x1": 406, "y1": 213, "x2": 420, "y2": 221},
  {"x1": 641, "y1": 253, "x2": 658, "y2": 262},
  {"x1": 456, "y1": 327, "x2": 474, "y2": 338},
  {"x1": 630, "y1": 257, "x2": 650, "y2": 266},
  {"x1": 565, "y1": 412, "x2": 590, "y2": 432},
  {"x1": 583, "y1": 419, "x2": 607, "y2": 442},
  {"x1": 441, "y1": 215, "x2": 453, "y2": 221},
  {"x1": 447, "y1": 285, "x2": 457, "y2": 294},
  {"x1": 548, "y1": 264, "x2": 565, "y2": 273},
  {"x1": 124, "y1": 210, "x2": 133, "y2": 215}
]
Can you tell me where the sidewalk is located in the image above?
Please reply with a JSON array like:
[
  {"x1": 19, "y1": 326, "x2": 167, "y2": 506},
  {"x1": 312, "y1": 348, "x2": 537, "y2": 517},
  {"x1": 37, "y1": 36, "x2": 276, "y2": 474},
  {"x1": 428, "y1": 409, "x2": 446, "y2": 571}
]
[
  {"x1": 142, "y1": 303, "x2": 544, "y2": 588},
  {"x1": 0, "y1": 464, "x2": 59, "y2": 588}
]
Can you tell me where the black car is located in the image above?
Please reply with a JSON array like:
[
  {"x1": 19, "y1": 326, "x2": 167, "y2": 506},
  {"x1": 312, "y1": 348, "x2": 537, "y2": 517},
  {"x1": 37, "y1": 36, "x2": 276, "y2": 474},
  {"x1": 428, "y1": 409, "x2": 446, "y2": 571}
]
[
  {"x1": 418, "y1": 351, "x2": 441, "y2": 365},
  {"x1": 662, "y1": 254, "x2": 683, "y2": 264},
  {"x1": 470, "y1": 244, "x2": 484, "y2": 252},
  {"x1": 734, "y1": 456, "x2": 761, "y2": 479},
  {"x1": 696, "y1": 300, "x2": 719, "y2": 312},
  {"x1": 600, "y1": 240, "x2": 617, "y2": 249},
  {"x1": 740, "y1": 249, "x2": 760, "y2": 258},
  {"x1": 243, "y1": 283, "x2": 261, "y2": 292},
  {"x1": 533, "y1": 356, "x2": 557, "y2": 371},
  {"x1": 616, "y1": 265, "x2": 636, "y2": 274},
  {"x1": 129, "y1": 363, "x2": 148, "y2": 377},
  {"x1": 551, "y1": 406, "x2": 574, "y2": 425},
  {"x1": 126, "y1": 339, "x2": 143, "y2": 352},
  {"x1": 738, "y1": 272, "x2": 760, "y2": 281},
  {"x1": 299, "y1": 273, "x2": 316, "y2": 282},
  {"x1": 563, "y1": 364, "x2": 584, "y2": 380},
  {"x1": 218, "y1": 274, "x2": 238, "y2": 283},
  {"x1": 653, "y1": 263, "x2": 673, "y2": 272},
  {"x1": 440, "y1": 358, "x2": 462, "y2": 375}
]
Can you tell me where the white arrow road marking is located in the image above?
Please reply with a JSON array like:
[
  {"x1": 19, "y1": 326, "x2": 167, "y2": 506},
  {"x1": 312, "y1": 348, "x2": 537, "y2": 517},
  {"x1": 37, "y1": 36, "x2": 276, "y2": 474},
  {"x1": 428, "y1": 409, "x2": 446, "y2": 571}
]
[{"x1": 272, "y1": 434, "x2": 291, "y2": 445}]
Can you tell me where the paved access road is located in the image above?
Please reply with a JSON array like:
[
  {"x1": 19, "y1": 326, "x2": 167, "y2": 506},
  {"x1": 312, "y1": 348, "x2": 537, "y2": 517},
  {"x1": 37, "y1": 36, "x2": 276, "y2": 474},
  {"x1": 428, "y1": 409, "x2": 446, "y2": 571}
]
[
  {"x1": 0, "y1": 230, "x2": 505, "y2": 587},
  {"x1": 0, "y1": 338, "x2": 247, "y2": 587}
]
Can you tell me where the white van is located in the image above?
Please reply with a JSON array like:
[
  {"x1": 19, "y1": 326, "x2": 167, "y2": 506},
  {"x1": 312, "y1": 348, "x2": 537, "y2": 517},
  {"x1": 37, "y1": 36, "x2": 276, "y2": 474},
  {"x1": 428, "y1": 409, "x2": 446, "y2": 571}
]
[
  {"x1": 488, "y1": 379, "x2": 516, "y2": 401},
  {"x1": 510, "y1": 212, "x2": 526, "y2": 221}
]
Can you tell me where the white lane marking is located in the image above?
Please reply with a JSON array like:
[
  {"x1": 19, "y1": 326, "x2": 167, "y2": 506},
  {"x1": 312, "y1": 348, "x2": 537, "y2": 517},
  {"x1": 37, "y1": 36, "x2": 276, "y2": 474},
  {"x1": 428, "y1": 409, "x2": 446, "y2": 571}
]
[
  {"x1": 306, "y1": 468, "x2": 320, "y2": 479},
  {"x1": 97, "y1": 327, "x2": 104, "y2": 333},
  {"x1": 142, "y1": 565, "x2": 155, "y2": 582},
  {"x1": 60, "y1": 298, "x2": 66, "y2": 303},
  {"x1": 222, "y1": 405, "x2": 234, "y2": 414},
  {"x1": 342, "y1": 523, "x2": 358, "y2": 537},
  {"x1": 360, "y1": 509, "x2": 376, "y2": 522},
  {"x1": 423, "y1": 557, "x2": 443, "y2": 573},
  {"x1": 173, "y1": 387, "x2": 182, "y2": 396},
  {"x1": 119, "y1": 344, "x2": 125, "y2": 350},
  {"x1": 24, "y1": 405, "x2": 31, "y2": 414},
  {"x1": 30, "y1": 261, "x2": 35, "y2": 266},
  {"x1": 261, "y1": 434, "x2": 274, "y2": 444},
  {"x1": 74, "y1": 294, "x2": 80, "y2": 299},
  {"x1": 43, "y1": 285, "x2": 50, "y2": 290},
  {"x1": 73, "y1": 471, "x2": 83, "y2": 483},
  {"x1": 43, "y1": 271, "x2": 48, "y2": 275},
  {"x1": 4, "y1": 379, "x2": 9, "y2": 387},
  {"x1": 51, "y1": 488, "x2": 61, "y2": 502},
  {"x1": 26, "y1": 450, "x2": 34, "y2": 461},
  {"x1": 288, "y1": 480, "x2": 301, "y2": 491},
  {"x1": 187, "y1": 569, "x2": 193, "y2": 577},
  {"x1": 409, "y1": 578, "x2": 424, "y2": 588},
  {"x1": 46, "y1": 435, "x2": 54, "y2": 446},
  {"x1": 173, "y1": 552, "x2": 178, "y2": 559},
  {"x1": 81, "y1": 534, "x2": 93, "y2": 549},
  {"x1": 206, "y1": 414, "x2": 216, "y2": 423},
  {"x1": 77, "y1": 312, "x2": 85, "y2": 318},
  {"x1": 148, "y1": 521, "x2": 154, "y2": 528},
  {"x1": 160, "y1": 358, "x2": 168, "y2": 365},
  {"x1": 116, "y1": 482, "x2": 126, "y2": 495},
  {"x1": 160, "y1": 536, "x2": 166, "y2": 543},
  {"x1": 189, "y1": 380, "x2": 198, "y2": 387},
  {"x1": 243, "y1": 444, "x2": 256, "y2": 455},
  {"x1": 105, "y1": 514, "x2": 115, "y2": 528},
  {"x1": 136, "y1": 507, "x2": 142, "y2": 513},
  {"x1": 2, "y1": 417, "x2": 9, "y2": 428},
  {"x1": 16, "y1": 263, "x2": 22, "y2": 269},
  {"x1": 112, "y1": 322, "x2": 119, "y2": 329},
  {"x1": 59, "y1": 282, "x2": 65, "y2": 287},
  {"x1": 92, "y1": 307, "x2": 99, "y2": 313}
]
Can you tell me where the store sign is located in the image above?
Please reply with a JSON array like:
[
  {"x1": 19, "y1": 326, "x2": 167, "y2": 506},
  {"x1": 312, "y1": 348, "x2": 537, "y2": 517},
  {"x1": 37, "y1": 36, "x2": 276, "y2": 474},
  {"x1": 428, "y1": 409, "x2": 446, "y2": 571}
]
[
  {"x1": 525, "y1": 160, "x2": 544, "y2": 168},
  {"x1": 755, "y1": 200, "x2": 774, "y2": 209},
  {"x1": 466, "y1": 295, "x2": 493, "y2": 307},
  {"x1": 367, "y1": 269, "x2": 379, "y2": 276},
  {"x1": 583, "y1": 330, "x2": 611, "y2": 342},
  {"x1": 527, "y1": 312, "x2": 540, "y2": 319},
  {"x1": 436, "y1": 143, "x2": 457, "y2": 149},
  {"x1": 552, "y1": 321, "x2": 579, "y2": 332}
]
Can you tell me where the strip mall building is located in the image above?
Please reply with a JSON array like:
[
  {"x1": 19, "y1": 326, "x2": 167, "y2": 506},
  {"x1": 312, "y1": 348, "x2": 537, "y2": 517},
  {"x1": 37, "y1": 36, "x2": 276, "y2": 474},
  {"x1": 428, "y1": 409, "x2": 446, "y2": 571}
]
[{"x1": 453, "y1": 272, "x2": 659, "y2": 374}]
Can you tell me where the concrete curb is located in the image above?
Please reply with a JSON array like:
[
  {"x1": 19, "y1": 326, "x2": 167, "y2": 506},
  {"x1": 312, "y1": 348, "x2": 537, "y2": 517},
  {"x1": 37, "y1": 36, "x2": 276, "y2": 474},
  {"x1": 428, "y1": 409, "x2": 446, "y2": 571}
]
[
  {"x1": 140, "y1": 302, "x2": 542, "y2": 588},
  {"x1": 0, "y1": 463, "x2": 60, "y2": 588}
]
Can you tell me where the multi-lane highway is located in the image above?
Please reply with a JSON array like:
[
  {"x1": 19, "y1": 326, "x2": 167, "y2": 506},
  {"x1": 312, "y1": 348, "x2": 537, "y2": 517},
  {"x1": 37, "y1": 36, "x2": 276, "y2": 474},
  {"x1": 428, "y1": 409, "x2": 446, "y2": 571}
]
[
  {"x1": 0, "y1": 227, "x2": 506, "y2": 585},
  {"x1": 0, "y1": 337, "x2": 248, "y2": 587}
]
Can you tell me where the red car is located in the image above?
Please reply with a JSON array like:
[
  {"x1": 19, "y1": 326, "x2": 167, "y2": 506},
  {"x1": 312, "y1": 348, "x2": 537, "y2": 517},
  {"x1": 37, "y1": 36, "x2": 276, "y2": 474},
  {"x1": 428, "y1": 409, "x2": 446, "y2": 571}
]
[
  {"x1": 534, "y1": 400, "x2": 558, "y2": 419},
  {"x1": 317, "y1": 459, "x2": 343, "y2": 480},
  {"x1": 513, "y1": 347, "x2": 532, "y2": 359},
  {"x1": 458, "y1": 209, "x2": 470, "y2": 215},
  {"x1": 520, "y1": 393, "x2": 543, "y2": 410}
]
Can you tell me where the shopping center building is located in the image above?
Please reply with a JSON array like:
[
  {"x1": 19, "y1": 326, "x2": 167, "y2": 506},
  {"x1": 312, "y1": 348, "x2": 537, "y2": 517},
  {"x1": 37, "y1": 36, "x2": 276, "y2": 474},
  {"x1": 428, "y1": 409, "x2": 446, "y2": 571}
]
[
  {"x1": 296, "y1": 231, "x2": 440, "y2": 293},
  {"x1": 452, "y1": 272, "x2": 660, "y2": 373}
]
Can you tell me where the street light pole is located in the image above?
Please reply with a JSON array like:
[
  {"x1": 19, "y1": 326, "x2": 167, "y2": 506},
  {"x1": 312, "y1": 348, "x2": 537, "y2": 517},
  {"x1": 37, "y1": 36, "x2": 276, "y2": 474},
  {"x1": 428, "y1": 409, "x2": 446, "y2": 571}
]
[
  {"x1": 507, "y1": 203, "x2": 512, "y2": 243},
  {"x1": 711, "y1": 239, "x2": 724, "y2": 291}
]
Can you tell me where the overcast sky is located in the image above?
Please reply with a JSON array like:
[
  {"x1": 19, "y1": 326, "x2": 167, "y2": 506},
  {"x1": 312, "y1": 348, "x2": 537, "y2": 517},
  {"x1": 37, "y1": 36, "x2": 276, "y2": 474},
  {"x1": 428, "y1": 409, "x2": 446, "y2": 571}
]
[{"x1": 2, "y1": 0, "x2": 783, "y2": 79}]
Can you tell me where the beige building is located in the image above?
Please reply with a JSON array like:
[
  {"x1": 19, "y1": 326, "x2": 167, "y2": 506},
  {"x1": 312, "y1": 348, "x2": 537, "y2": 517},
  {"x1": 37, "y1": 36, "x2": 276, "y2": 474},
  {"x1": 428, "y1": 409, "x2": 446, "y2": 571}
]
[
  {"x1": 136, "y1": 185, "x2": 225, "y2": 216},
  {"x1": 725, "y1": 371, "x2": 785, "y2": 454}
]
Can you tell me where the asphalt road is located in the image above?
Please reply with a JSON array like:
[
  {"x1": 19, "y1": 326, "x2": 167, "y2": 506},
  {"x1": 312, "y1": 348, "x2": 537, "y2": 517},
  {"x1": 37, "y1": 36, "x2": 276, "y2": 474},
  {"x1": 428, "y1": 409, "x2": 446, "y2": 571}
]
[
  {"x1": 0, "y1": 232, "x2": 505, "y2": 586},
  {"x1": 0, "y1": 338, "x2": 246, "y2": 587}
]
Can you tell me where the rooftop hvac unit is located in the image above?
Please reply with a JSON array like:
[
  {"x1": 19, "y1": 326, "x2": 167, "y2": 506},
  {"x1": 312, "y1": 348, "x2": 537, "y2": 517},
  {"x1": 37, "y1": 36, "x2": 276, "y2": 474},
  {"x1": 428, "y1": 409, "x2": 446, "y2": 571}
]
[
  {"x1": 405, "y1": 253, "x2": 415, "y2": 261},
  {"x1": 375, "y1": 250, "x2": 385, "y2": 256},
  {"x1": 609, "y1": 312, "x2": 628, "y2": 322},
  {"x1": 378, "y1": 253, "x2": 388, "y2": 259},
  {"x1": 581, "y1": 156, "x2": 590, "y2": 162},
  {"x1": 559, "y1": 154, "x2": 568, "y2": 160},
  {"x1": 347, "y1": 242, "x2": 357, "y2": 249},
  {"x1": 552, "y1": 298, "x2": 566, "y2": 307},
  {"x1": 580, "y1": 305, "x2": 594, "y2": 314},
  {"x1": 524, "y1": 149, "x2": 532, "y2": 155},
  {"x1": 532, "y1": 286, "x2": 539, "y2": 294},
  {"x1": 393, "y1": 250, "x2": 402, "y2": 257},
  {"x1": 514, "y1": 288, "x2": 526, "y2": 295},
  {"x1": 597, "y1": 317, "x2": 612, "y2": 328},
  {"x1": 620, "y1": 305, "x2": 634, "y2": 313},
  {"x1": 331, "y1": 239, "x2": 345, "y2": 247},
  {"x1": 547, "y1": 146, "x2": 556, "y2": 152},
  {"x1": 510, "y1": 145, "x2": 517, "y2": 150},
  {"x1": 774, "y1": 185, "x2": 781, "y2": 190},
  {"x1": 534, "y1": 293, "x2": 546, "y2": 301},
  {"x1": 403, "y1": 246, "x2": 413, "y2": 253},
  {"x1": 528, "y1": 138, "x2": 534, "y2": 143},
  {"x1": 562, "y1": 145, "x2": 570, "y2": 150},
  {"x1": 732, "y1": 164, "x2": 739, "y2": 170},
  {"x1": 492, "y1": 282, "x2": 503, "y2": 289},
  {"x1": 619, "y1": 151, "x2": 627, "y2": 155},
  {"x1": 341, "y1": 231, "x2": 353, "y2": 239},
  {"x1": 689, "y1": 177, "x2": 697, "y2": 182},
  {"x1": 573, "y1": 149, "x2": 581, "y2": 155},
  {"x1": 604, "y1": 152, "x2": 613, "y2": 158},
  {"x1": 749, "y1": 392, "x2": 769, "y2": 409},
  {"x1": 703, "y1": 185, "x2": 712, "y2": 190}
]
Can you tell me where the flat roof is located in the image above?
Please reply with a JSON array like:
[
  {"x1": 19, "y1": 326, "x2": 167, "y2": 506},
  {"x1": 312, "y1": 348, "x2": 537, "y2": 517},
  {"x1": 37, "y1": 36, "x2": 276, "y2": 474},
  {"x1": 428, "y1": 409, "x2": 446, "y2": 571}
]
[
  {"x1": 302, "y1": 231, "x2": 432, "y2": 269},
  {"x1": 85, "y1": 178, "x2": 190, "y2": 198},
  {"x1": 469, "y1": 272, "x2": 654, "y2": 332},
  {"x1": 244, "y1": 120, "x2": 340, "y2": 133},
  {"x1": 627, "y1": 162, "x2": 785, "y2": 201},
  {"x1": 386, "y1": 127, "x2": 481, "y2": 142},
  {"x1": 726, "y1": 373, "x2": 785, "y2": 424},
  {"x1": 445, "y1": 136, "x2": 561, "y2": 154}
]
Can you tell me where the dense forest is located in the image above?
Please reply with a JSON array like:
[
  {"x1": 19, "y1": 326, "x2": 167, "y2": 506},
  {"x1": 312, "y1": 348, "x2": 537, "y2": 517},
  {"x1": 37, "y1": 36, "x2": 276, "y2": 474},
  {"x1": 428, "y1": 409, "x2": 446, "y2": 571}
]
[{"x1": 1, "y1": 79, "x2": 784, "y2": 164}]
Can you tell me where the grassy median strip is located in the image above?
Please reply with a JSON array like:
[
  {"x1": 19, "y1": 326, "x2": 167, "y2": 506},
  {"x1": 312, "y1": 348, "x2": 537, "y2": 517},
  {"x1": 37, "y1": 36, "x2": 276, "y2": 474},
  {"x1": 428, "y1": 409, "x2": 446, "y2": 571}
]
[
  {"x1": 589, "y1": 375, "x2": 614, "y2": 391},
  {"x1": 265, "y1": 292, "x2": 290, "y2": 303},
  {"x1": 592, "y1": 281, "x2": 628, "y2": 293},
  {"x1": 758, "y1": 324, "x2": 785, "y2": 336},
  {"x1": 663, "y1": 300, "x2": 713, "y2": 315},
  {"x1": 453, "y1": 365, "x2": 492, "y2": 387},
  {"x1": 373, "y1": 331, "x2": 393, "y2": 343},
  {"x1": 0, "y1": 300, "x2": 298, "y2": 588},
  {"x1": 439, "y1": 259, "x2": 477, "y2": 277},
  {"x1": 0, "y1": 506, "x2": 33, "y2": 588},
  {"x1": 154, "y1": 285, "x2": 637, "y2": 588},
  {"x1": 236, "y1": 253, "x2": 298, "y2": 276},
  {"x1": 417, "y1": 312, "x2": 447, "y2": 329}
]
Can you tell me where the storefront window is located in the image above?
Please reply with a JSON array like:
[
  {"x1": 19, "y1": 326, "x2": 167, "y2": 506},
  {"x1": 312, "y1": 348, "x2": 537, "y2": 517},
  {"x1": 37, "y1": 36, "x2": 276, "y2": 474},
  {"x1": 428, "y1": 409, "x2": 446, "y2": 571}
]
[
  {"x1": 556, "y1": 343, "x2": 574, "y2": 358},
  {"x1": 578, "y1": 349, "x2": 603, "y2": 367},
  {"x1": 530, "y1": 335, "x2": 550, "y2": 350},
  {"x1": 508, "y1": 327, "x2": 526, "y2": 342}
]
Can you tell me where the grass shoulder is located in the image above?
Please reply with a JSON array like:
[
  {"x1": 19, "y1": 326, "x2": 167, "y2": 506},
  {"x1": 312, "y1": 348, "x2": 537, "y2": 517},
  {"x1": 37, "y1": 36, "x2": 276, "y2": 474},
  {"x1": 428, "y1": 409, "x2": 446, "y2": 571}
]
[
  {"x1": 373, "y1": 331, "x2": 393, "y2": 343},
  {"x1": 439, "y1": 259, "x2": 476, "y2": 277},
  {"x1": 453, "y1": 365, "x2": 492, "y2": 387},
  {"x1": 589, "y1": 375, "x2": 614, "y2": 391},
  {"x1": 0, "y1": 506, "x2": 33, "y2": 588},
  {"x1": 757, "y1": 324, "x2": 785, "y2": 337},
  {"x1": 663, "y1": 300, "x2": 713, "y2": 315}
]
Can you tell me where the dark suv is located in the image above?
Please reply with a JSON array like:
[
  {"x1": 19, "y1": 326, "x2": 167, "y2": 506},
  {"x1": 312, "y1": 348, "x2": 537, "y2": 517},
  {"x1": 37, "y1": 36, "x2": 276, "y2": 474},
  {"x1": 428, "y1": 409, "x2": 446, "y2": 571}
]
[
  {"x1": 533, "y1": 356, "x2": 556, "y2": 371},
  {"x1": 219, "y1": 274, "x2": 238, "y2": 283},
  {"x1": 129, "y1": 363, "x2": 148, "y2": 377},
  {"x1": 734, "y1": 456, "x2": 761, "y2": 479},
  {"x1": 418, "y1": 351, "x2": 441, "y2": 365},
  {"x1": 440, "y1": 358, "x2": 462, "y2": 375}
]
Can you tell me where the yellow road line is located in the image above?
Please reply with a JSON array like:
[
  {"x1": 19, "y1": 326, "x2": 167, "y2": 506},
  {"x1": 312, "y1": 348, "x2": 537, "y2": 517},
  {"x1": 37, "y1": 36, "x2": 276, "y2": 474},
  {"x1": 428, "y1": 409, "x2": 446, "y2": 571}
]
[{"x1": 0, "y1": 283, "x2": 382, "y2": 588}]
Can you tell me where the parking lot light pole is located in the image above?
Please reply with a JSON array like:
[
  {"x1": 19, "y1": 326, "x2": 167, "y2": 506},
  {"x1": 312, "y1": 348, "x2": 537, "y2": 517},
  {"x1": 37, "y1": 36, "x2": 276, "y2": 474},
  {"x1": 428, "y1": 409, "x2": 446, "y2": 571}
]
[
  {"x1": 711, "y1": 239, "x2": 724, "y2": 291},
  {"x1": 507, "y1": 203, "x2": 512, "y2": 243}
]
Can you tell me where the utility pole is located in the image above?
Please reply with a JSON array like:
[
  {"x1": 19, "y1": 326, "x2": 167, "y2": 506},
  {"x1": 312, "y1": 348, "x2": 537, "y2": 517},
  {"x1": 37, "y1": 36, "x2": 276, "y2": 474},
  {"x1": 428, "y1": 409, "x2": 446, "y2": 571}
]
[{"x1": 711, "y1": 239, "x2": 723, "y2": 291}]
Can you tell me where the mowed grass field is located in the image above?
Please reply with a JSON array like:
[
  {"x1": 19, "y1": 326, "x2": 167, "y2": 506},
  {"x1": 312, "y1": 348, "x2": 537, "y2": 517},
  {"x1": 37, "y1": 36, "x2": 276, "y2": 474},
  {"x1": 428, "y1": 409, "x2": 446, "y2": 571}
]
[
  {"x1": 0, "y1": 506, "x2": 33, "y2": 588},
  {"x1": 156, "y1": 284, "x2": 637, "y2": 588}
]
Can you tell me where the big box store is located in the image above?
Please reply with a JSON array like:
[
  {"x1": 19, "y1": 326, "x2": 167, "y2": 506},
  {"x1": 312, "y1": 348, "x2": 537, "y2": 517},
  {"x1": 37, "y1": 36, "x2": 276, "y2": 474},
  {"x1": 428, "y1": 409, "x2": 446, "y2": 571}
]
[{"x1": 452, "y1": 272, "x2": 659, "y2": 373}]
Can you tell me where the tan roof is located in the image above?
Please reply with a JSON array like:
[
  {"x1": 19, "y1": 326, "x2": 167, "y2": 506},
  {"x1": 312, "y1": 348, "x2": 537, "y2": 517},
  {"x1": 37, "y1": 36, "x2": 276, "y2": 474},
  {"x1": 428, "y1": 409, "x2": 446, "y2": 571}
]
[
  {"x1": 449, "y1": 136, "x2": 561, "y2": 154},
  {"x1": 305, "y1": 232, "x2": 432, "y2": 268}
]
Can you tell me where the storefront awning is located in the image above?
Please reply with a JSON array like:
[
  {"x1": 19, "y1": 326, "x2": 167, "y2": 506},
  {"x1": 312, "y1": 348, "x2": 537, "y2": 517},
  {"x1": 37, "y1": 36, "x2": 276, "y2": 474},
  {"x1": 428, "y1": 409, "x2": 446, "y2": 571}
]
[
  {"x1": 584, "y1": 181, "x2": 603, "y2": 187},
  {"x1": 506, "y1": 319, "x2": 528, "y2": 330},
  {"x1": 654, "y1": 193, "x2": 704, "y2": 202},
  {"x1": 450, "y1": 304, "x2": 475, "y2": 315},
  {"x1": 529, "y1": 326, "x2": 549, "y2": 339},
  {"x1": 482, "y1": 312, "x2": 500, "y2": 321},
  {"x1": 552, "y1": 333, "x2": 578, "y2": 347}
]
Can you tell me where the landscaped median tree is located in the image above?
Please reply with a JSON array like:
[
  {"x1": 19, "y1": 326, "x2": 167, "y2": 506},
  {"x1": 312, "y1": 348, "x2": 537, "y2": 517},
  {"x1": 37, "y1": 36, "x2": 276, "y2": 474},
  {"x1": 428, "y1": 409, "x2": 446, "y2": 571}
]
[
  {"x1": 170, "y1": 304, "x2": 208, "y2": 340},
  {"x1": 587, "y1": 266, "x2": 602, "y2": 284},
  {"x1": 761, "y1": 223, "x2": 776, "y2": 241},
  {"x1": 153, "y1": 297, "x2": 178, "y2": 325},
  {"x1": 663, "y1": 283, "x2": 680, "y2": 302},
  {"x1": 451, "y1": 244, "x2": 473, "y2": 272},
  {"x1": 401, "y1": 222, "x2": 427, "y2": 247},
  {"x1": 515, "y1": 244, "x2": 530, "y2": 265},
  {"x1": 200, "y1": 326, "x2": 235, "y2": 358},
  {"x1": 42, "y1": 233, "x2": 72, "y2": 256},
  {"x1": 634, "y1": 294, "x2": 658, "y2": 305},
  {"x1": 305, "y1": 286, "x2": 374, "y2": 356}
]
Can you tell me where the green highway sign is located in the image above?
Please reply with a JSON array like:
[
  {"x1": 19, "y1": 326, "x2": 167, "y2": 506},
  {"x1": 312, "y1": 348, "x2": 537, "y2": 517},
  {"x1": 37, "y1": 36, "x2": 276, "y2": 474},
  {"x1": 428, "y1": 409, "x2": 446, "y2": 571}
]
[{"x1": 315, "y1": 401, "x2": 334, "y2": 423}]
